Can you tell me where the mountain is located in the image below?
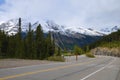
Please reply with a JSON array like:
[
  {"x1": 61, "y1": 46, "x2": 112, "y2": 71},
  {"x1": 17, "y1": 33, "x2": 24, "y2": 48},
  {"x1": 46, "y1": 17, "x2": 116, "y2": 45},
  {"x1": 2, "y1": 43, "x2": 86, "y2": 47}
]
[
  {"x1": 0, "y1": 19, "x2": 104, "y2": 36},
  {"x1": 45, "y1": 20, "x2": 105, "y2": 36},
  {"x1": 89, "y1": 29, "x2": 120, "y2": 48},
  {"x1": 100, "y1": 26, "x2": 120, "y2": 34},
  {"x1": 90, "y1": 30, "x2": 120, "y2": 57},
  {"x1": 0, "y1": 19, "x2": 39, "y2": 35},
  {"x1": 0, "y1": 19, "x2": 105, "y2": 49}
]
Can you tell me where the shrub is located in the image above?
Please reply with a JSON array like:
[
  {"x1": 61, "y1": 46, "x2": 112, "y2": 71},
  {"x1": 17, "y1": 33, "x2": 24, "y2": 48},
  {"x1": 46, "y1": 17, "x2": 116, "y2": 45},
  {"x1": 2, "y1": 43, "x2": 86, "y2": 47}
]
[
  {"x1": 63, "y1": 53, "x2": 73, "y2": 56},
  {"x1": 47, "y1": 56, "x2": 65, "y2": 62},
  {"x1": 86, "y1": 53, "x2": 95, "y2": 58}
]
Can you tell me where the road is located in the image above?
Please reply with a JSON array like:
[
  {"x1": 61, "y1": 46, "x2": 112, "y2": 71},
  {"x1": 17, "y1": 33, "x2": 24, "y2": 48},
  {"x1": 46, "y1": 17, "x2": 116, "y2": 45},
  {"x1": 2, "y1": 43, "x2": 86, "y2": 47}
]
[{"x1": 0, "y1": 56, "x2": 120, "y2": 80}]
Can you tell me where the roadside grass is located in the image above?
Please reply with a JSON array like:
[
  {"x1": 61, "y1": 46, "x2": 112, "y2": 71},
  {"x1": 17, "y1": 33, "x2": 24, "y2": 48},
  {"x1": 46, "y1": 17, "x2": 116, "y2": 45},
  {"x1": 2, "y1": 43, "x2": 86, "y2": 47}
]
[
  {"x1": 63, "y1": 53, "x2": 73, "y2": 56},
  {"x1": 47, "y1": 56, "x2": 65, "y2": 62},
  {"x1": 0, "y1": 56, "x2": 4, "y2": 59},
  {"x1": 86, "y1": 52, "x2": 95, "y2": 58}
]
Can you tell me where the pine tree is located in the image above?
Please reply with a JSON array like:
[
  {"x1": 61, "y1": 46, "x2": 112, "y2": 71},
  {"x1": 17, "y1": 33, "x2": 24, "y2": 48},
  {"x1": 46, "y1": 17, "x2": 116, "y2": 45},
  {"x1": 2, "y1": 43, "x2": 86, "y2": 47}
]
[
  {"x1": 46, "y1": 31, "x2": 55, "y2": 57},
  {"x1": 55, "y1": 46, "x2": 61, "y2": 56},
  {"x1": 1, "y1": 31, "x2": 9, "y2": 57},
  {"x1": 15, "y1": 18, "x2": 24, "y2": 58},
  {"x1": 25, "y1": 23, "x2": 34, "y2": 59},
  {"x1": 35, "y1": 24, "x2": 44, "y2": 59},
  {"x1": 0, "y1": 30, "x2": 3, "y2": 57},
  {"x1": 7, "y1": 35, "x2": 16, "y2": 58},
  {"x1": 58, "y1": 47, "x2": 61, "y2": 56}
]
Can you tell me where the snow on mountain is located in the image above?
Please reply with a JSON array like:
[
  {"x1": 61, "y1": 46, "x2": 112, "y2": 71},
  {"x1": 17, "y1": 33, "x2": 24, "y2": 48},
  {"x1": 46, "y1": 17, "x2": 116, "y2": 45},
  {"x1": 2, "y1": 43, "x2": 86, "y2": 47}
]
[
  {"x1": 0, "y1": 18, "x2": 104, "y2": 36},
  {"x1": 43, "y1": 20, "x2": 104, "y2": 36},
  {"x1": 64, "y1": 27, "x2": 104, "y2": 36},
  {"x1": 0, "y1": 19, "x2": 39, "y2": 35},
  {"x1": 100, "y1": 26, "x2": 120, "y2": 34}
]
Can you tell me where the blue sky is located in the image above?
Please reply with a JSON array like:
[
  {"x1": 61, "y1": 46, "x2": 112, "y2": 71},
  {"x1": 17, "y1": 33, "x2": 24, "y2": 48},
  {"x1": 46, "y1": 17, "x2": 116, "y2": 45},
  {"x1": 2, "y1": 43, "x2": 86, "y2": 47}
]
[
  {"x1": 0, "y1": 0, "x2": 120, "y2": 30},
  {"x1": 0, "y1": 0, "x2": 4, "y2": 5}
]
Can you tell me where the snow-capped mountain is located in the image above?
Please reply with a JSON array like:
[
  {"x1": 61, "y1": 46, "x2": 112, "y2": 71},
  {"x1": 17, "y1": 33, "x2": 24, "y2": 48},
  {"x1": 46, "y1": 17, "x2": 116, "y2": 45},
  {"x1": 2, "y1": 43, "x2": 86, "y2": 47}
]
[
  {"x1": 100, "y1": 26, "x2": 120, "y2": 34},
  {"x1": 0, "y1": 18, "x2": 105, "y2": 49},
  {"x1": 0, "y1": 19, "x2": 39, "y2": 35},
  {"x1": 44, "y1": 20, "x2": 105, "y2": 36},
  {"x1": 0, "y1": 19, "x2": 104, "y2": 36}
]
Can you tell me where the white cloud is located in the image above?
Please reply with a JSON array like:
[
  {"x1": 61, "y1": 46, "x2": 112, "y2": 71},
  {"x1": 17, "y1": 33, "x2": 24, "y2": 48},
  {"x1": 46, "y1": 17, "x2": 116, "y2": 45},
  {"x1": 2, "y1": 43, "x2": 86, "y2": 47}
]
[
  {"x1": 0, "y1": 0, "x2": 57, "y2": 21},
  {"x1": 0, "y1": 0, "x2": 120, "y2": 30}
]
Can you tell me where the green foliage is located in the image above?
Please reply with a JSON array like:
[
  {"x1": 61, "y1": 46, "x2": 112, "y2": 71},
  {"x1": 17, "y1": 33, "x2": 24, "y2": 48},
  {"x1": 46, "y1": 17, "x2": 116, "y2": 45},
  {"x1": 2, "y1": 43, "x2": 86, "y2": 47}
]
[
  {"x1": 25, "y1": 23, "x2": 35, "y2": 59},
  {"x1": 86, "y1": 46, "x2": 90, "y2": 52},
  {"x1": 86, "y1": 53, "x2": 95, "y2": 58},
  {"x1": 15, "y1": 18, "x2": 25, "y2": 58},
  {"x1": 35, "y1": 24, "x2": 44, "y2": 59},
  {"x1": 47, "y1": 56, "x2": 65, "y2": 62},
  {"x1": 0, "y1": 18, "x2": 56, "y2": 60},
  {"x1": 89, "y1": 30, "x2": 120, "y2": 49},
  {"x1": 55, "y1": 47, "x2": 61, "y2": 56},
  {"x1": 87, "y1": 30, "x2": 120, "y2": 57},
  {"x1": 99, "y1": 41, "x2": 120, "y2": 48},
  {"x1": 63, "y1": 53, "x2": 73, "y2": 56},
  {"x1": 74, "y1": 45, "x2": 84, "y2": 55}
]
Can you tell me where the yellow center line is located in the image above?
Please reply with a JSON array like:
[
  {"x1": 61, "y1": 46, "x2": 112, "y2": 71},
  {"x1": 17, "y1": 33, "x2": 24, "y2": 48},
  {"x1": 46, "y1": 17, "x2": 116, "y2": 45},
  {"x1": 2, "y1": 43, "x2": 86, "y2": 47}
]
[{"x1": 0, "y1": 59, "x2": 98, "y2": 80}]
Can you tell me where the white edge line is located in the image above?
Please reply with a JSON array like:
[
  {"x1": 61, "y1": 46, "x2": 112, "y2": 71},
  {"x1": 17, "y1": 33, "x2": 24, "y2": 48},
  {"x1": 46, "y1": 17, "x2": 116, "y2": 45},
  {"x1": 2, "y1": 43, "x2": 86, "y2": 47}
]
[{"x1": 80, "y1": 58, "x2": 116, "y2": 80}]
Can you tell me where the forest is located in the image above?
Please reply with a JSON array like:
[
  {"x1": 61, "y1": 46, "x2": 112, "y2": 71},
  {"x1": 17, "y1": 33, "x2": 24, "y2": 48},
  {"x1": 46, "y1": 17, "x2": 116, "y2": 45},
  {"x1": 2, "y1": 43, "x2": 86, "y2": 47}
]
[
  {"x1": 88, "y1": 29, "x2": 120, "y2": 49},
  {"x1": 0, "y1": 18, "x2": 58, "y2": 59}
]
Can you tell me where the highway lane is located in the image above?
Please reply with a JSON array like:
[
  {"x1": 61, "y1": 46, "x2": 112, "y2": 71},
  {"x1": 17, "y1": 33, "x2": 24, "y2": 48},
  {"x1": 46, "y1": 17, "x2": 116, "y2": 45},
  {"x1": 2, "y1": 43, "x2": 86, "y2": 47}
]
[{"x1": 0, "y1": 56, "x2": 119, "y2": 80}]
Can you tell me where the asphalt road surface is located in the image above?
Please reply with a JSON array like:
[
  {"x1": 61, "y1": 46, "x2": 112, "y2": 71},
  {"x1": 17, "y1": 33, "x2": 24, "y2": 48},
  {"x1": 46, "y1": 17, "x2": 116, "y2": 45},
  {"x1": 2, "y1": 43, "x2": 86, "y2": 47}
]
[{"x1": 0, "y1": 56, "x2": 120, "y2": 80}]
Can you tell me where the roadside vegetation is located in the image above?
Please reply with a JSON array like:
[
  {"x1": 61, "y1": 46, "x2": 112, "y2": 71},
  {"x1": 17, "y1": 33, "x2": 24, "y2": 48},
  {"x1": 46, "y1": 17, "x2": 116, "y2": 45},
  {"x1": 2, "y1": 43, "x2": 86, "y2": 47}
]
[
  {"x1": 85, "y1": 52, "x2": 95, "y2": 58},
  {"x1": 62, "y1": 45, "x2": 95, "y2": 58},
  {"x1": 47, "y1": 56, "x2": 65, "y2": 62},
  {"x1": 88, "y1": 29, "x2": 120, "y2": 57},
  {"x1": 0, "y1": 18, "x2": 65, "y2": 61},
  {"x1": 1, "y1": 18, "x2": 119, "y2": 61},
  {"x1": 89, "y1": 30, "x2": 120, "y2": 49}
]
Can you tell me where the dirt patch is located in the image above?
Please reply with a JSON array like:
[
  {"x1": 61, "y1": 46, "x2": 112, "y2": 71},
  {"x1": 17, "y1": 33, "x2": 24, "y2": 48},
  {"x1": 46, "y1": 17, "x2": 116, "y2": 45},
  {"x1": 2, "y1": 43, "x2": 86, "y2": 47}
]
[{"x1": 0, "y1": 59, "x2": 55, "y2": 69}]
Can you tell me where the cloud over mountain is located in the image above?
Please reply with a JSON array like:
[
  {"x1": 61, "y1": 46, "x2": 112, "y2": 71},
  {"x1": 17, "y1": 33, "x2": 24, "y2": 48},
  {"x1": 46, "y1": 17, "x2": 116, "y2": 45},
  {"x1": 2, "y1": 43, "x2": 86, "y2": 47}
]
[{"x1": 0, "y1": 0, "x2": 120, "y2": 30}]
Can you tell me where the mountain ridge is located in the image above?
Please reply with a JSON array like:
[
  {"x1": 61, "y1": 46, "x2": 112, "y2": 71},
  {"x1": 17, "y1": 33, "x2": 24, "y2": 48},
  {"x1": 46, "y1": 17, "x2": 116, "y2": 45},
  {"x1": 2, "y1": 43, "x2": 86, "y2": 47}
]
[
  {"x1": 1, "y1": 18, "x2": 119, "y2": 49},
  {"x1": 0, "y1": 18, "x2": 105, "y2": 36}
]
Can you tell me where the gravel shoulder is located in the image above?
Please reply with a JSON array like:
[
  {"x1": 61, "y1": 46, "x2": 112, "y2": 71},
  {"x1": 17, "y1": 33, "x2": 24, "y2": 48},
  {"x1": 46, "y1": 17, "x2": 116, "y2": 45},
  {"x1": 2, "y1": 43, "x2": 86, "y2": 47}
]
[
  {"x1": 0, "y1": 59, "x2": 55, "y2": 69},
  {"x1": 0, "y1": 55, "x2": 103, "y2": 69}
]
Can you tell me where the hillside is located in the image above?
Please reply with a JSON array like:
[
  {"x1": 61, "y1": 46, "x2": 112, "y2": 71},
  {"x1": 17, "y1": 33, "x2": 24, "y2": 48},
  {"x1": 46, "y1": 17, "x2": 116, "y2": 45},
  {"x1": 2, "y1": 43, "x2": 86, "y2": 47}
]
[
  {"x1": 89, "y1": 30, "x2": 120, "y2": 57},
  {"x1": 89, "y1": 29, "x2": 120, "y2": 48}
]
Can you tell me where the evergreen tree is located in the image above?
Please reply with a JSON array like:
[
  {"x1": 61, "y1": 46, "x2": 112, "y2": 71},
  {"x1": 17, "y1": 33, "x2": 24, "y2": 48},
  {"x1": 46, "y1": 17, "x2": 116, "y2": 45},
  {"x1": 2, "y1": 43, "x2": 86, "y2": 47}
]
[
  {"x1": 1, "y1": 31, "x2": 9, "y2": 57},
  {"x1": 35, "y1": 24, "x2": 44, "y2": 59},
  {"x1": 15, "y1": 18, "x2": 24, "y2": 58},
  {"x1": 7, "y1": 35, "x2": 16, "y2": 58},
  {"x1": 55, "y1": 46, "x2": 61, "y2": 56},
  {"x1": 25, "y1": 23, "x2": 33, "y2": 58},
  {"x1": 46, "y1": 31, "x2": 55, "y2": 57},
  {"x1": 0, "y1": 30, "x2": 3, "y2": 57},
  {"x1": 58, "y1": 47, "x2": 61, "y2": 56},
  {"x1": 0, "y1": 19, "x2": 56, "y2": 59}
]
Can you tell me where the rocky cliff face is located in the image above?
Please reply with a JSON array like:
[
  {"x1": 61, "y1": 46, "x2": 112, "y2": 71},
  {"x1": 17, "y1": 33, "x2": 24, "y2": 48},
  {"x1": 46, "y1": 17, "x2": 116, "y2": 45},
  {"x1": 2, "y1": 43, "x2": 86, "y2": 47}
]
[{"x1": 91, "y1": 47, "x2": 120, "y2": 57}]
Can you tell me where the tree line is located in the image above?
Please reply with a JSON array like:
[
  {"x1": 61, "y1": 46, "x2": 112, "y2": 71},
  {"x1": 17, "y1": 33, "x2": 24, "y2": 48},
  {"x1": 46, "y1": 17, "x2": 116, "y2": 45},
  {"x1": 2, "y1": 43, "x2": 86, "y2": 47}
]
[
  {"x1": 88, "y1": 29, "x2": 120, "y2": 49},
  {"x1": 0, "y1": 18, "x2": 60, "y2": 59}
]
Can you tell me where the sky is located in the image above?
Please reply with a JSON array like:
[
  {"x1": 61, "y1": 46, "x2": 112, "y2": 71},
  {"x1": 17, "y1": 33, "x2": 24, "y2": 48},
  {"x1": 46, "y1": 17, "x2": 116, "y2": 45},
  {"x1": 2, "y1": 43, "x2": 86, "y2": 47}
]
[{"x1": 0, "y1": 0, "x2": 120, "y2": 30}]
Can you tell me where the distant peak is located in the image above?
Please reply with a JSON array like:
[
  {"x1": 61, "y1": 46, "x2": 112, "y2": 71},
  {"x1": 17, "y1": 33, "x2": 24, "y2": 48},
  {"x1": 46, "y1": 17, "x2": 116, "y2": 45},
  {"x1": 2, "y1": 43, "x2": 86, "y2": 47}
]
[
  {"x1": 100, "y1": 26, "x2": 120, "y2": 34},
  {"x1": 0, "y1": 18, "x2": 105, "y2": 36}
]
